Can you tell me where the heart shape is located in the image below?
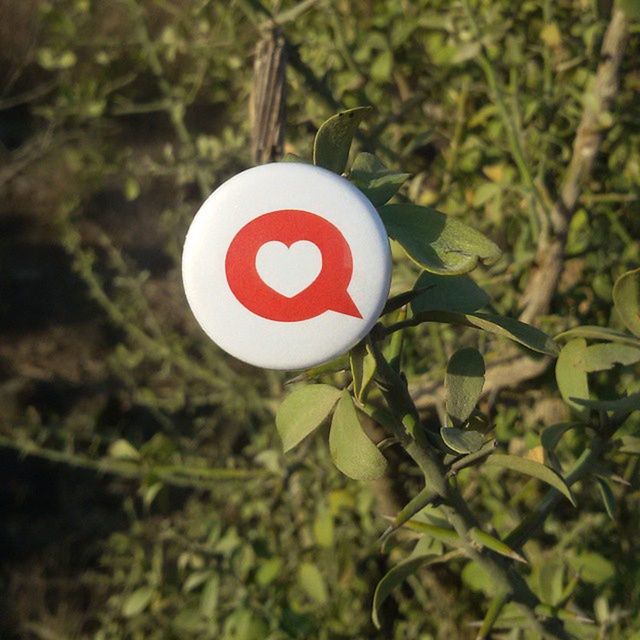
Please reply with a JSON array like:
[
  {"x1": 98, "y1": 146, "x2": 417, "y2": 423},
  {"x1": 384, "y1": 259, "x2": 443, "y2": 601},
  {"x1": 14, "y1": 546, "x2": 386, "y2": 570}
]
[{"x1": 255, "y1": 240, "x2": 323, "y2": 298}]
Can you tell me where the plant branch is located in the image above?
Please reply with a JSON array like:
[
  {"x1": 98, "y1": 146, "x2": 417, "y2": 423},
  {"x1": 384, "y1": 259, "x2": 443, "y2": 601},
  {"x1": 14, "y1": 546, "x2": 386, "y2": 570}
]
[
  {"x1": 411, "y1": 5, "x2": 630, "y2": 407},
  {"x1": 368, "y1": 341, "x2": 570, "y2": 639},
  {"x1": 0, "y1": 435, "x2": 270, "y2": 489}
]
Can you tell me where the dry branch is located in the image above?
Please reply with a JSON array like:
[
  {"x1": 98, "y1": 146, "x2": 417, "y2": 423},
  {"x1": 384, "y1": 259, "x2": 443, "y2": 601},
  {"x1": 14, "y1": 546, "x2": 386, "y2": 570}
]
[{"x1": 412, "y1": 8, "x2": 630, "y2": 410}]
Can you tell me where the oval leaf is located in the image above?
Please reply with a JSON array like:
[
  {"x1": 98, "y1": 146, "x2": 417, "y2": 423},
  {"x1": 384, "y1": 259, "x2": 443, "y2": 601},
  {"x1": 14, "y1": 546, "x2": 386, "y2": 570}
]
[
  {"x1": 123, "y1": 586, "x2": 154, "y2": 617},
  {"x1": 313, "y1": 106, "x2": 373, "y2": 174},
  {"x1": 108, "y1": 439, "x2": 140, "y2": 461},
  {"x1": 555, "y1": 338, "x2": 589, "y2": 412},
  {"x1": 276, "y1": 384, "x2": 342, "y2": 452},
  {"x1": 350, "y1": 152, "x2": 410, "y2": 206},
  {"x1": 411, "y1": 271, "x2": 491, "y2": 314},
  {"x1": 379, "y1": 204, "x2": 501, "y2": 275},
  {"x1": 613, "y1": 268, "x2": 640, "y2": 337},
  {"x1": 583, "y1": 342, "x2": 640, "y2": 371},
  {"x1": 485, "y1": 454, "x2": 575, "y2": 505},
  {"x1": 440, "y1": 427, "x2": 485, "y2": 454},
  {"x1": 329, "y1": 391, "x2": 387, "y2": 480},
  {"x1": 298, "y1": 562, "x2": 328, "y2": 604},
  {"x1": 445, "y1": 348, "x2": 485, "y2": 426}
]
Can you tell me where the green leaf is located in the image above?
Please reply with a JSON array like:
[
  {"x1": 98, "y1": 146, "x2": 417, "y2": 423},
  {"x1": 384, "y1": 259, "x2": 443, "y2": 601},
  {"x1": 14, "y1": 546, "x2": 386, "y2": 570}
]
[
  {"x1": 372, "y1": 538, "x2": 436, "y2": 629},
  {"x1": 613, "y1": 268, "x2": 640, "y2": 337},
  {"x1": 379, "y1": 204, "x2": 501, "y2": 275},
  {"x1": 540, "y1": 422, "x2": 583, "y2": 451},
  {"x1": 409, "y1": 310, "x2": 559, "y2": 356},
  {"x1": 350, "y1": 341, "x2": 376, "y2": 402},
  {"x1": 313, "y1": 106, "x2": 373, "y2": 174},
  {"x1": 617, "y1": 0, "x2": 640, "y2": 21},
  {"x1": 108, "y1": 439, "x2": 140, "y2": 461},
  {"x1": 583, "y1": 342, "x2": 640, "y2": 371},
  {"x1": 400, "y1": 520, "x2": 461, "y2": 545},
  {"x1": 255, "y1": 558, "x2": 282, "y2": 587},
  {"x1": 537, "y1": 561, "x2": 565, "y2": 607},
  {"x1": 276, "y1": 384, "x2": 342, "y2": 452},
  {"x1": 313, "y1": 507, "x2": 334, "y2": 548},
  {"x1": 370, "y1": 49, "x2": 393, "y2": 82},
  {"x1": 183, "y1": 570, "x2": 212, "y2": 593},
  {"x1": 123, "y1": 586, "x2": 154, "y2": 617},
  {"x1": 485, "y1": 454, "x2": 575, "y2": 505},
  {"x1": 200, "y1": 575, "x2": 219, "y2": 619},
  {"x1": 595, "y1": 477, "x2": 616, "y2": 520},
  {"x1": 329, "y1": 391, "x2": 387, "y2": 480},
  {"x1": 298, "y1": 562, "x2": 329, "y2": 604},
  {"x1": 574, "y1": 393, "x2": 640, "y2": 415},
  {"x1": 569, "y1": 552, "x2": 614, "y2": 585},
  {"x1": 445, "y1": 348, "x2": 485, "y2": 426},
  {"x1": 411, "y1": 271, "x2": 491, "y2": 314},
  {"x1": 555, "y1": 326, "x2": 640, "y2": 348},
  {"x1": 555, "y1": 339, "x2": 590, "y2": 412},
  {"x1": 440, "y1": 427, "x2": 485, "y2": 454},
  {"x1": 619, "y1": 435, "x2": 640, "y2": 454},
  {"x1": 468, "y1": 528, "x2": 527, "y2": 564},
  {"x1": 350, "y1": 152, "x2": 409, "y2": 206}
]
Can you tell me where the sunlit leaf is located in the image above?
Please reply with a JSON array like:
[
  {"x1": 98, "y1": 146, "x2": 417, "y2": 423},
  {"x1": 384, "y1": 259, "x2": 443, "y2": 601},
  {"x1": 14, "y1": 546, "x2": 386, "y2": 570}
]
[
  {"x1": 379, "y1": 204, "x2": 501, "y2": 275},
  {"x1": 613, "y1": 267, "x2": 640, "y2": 337},
  {"x1": 108, "y1": 439, "x2": 140, "y2": 461},
  {"x1": 445, "y1": 348, "x2": 485, "y2": 426},
  {"x1": 329, "y1": 391, "x2": 387, "y2": 480},
  {"x1": 620, "y1": 435, "x2": 640, "y2": 454},
  {"x1": 485, "y1": 454, "x2": 575, "y2": 505},
  {"x1": 313, "y1": 106, "x2": 373, "y2": 174},
  {"x1": 276, "y1": 384, "x2": 341, "y2": 452},
  {"x1": 123, "y1": 586, "x2": 154, "y2": 617},
  {"x1": 298, "y1": 562, "x2": 329, "y2": 604},
  {"x1": 583, "y1": 342, "x2": 640, "y2": 371},
  {"x1": 555, "y1": 339, "x2": 589, "y2": 412},
  {"x1": 200, "y1": 575, "x2": 219, "y2": 619}
]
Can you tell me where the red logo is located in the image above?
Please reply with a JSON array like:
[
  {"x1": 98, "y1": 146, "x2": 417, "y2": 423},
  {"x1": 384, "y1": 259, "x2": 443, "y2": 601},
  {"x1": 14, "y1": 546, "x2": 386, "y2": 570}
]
[{"x1": 225, "y1": 209, "x2": 362, "y2": 322}]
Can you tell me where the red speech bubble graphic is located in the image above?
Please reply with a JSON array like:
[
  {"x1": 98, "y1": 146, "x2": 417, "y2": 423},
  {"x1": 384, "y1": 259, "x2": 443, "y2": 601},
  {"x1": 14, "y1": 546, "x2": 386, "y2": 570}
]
[{"x1": 225, "y1": 209, "x2": 362, "y2": 322}]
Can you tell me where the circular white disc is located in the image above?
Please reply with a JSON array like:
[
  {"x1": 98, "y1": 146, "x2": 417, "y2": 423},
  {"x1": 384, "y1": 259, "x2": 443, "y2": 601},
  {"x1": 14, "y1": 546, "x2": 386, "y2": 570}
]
[{"x1": 182, "y1": 162, "x2": 392, "y2": 370}]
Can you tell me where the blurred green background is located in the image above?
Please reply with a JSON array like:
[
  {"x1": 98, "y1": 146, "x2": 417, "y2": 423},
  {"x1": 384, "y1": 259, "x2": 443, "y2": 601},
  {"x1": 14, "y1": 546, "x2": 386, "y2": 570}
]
[{"x1": 1, "y1": 0, "x2": 639, "y2": 638}]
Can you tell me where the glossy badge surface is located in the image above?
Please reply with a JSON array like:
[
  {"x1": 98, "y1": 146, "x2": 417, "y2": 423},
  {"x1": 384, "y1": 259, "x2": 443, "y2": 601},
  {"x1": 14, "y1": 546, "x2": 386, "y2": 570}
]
[{"x1": 182, "y1": 163, "x2": 392, "y2": 370}]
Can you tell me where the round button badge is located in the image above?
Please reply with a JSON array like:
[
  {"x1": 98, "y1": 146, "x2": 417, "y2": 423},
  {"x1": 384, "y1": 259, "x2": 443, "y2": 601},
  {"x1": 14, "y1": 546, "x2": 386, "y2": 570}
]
[{"x1": 182, "y1": 162, "x2": 392, "y2": 370}]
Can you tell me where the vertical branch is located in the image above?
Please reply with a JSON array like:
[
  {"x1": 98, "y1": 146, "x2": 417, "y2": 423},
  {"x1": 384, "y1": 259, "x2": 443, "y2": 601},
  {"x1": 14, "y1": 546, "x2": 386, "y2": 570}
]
[
  {"x1": 250, "y1": 25, "x2": 288, "y2": 164},
  {"x1": 519, "y1": 7, "x2": 629, "y2": 323}
]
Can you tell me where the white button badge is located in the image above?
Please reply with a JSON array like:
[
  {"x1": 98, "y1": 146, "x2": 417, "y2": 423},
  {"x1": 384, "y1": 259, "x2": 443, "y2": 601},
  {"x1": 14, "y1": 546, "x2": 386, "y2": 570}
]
[{"x1": 182, "y1": 163, "x2": 392, "y2": 370}]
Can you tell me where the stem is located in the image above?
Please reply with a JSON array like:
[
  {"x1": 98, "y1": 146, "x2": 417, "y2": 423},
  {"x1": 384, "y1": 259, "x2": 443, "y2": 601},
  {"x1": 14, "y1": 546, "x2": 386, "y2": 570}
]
[
  {"x1": 0, "y1": 436, "x2": 269, "y2": 489},
  {"x1": 476, "y1": 593, "x2": 509, "y2": 639},
  {"x1": 461, "y1": 0, "x2": 551, "y2": 243},
  {"x1": 368, "y1": 340, "x2": 570, "y2": 639}
]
